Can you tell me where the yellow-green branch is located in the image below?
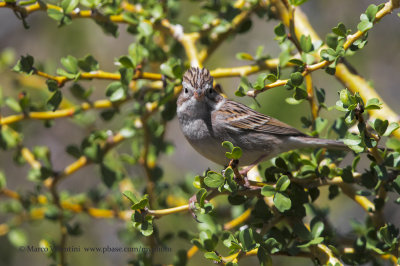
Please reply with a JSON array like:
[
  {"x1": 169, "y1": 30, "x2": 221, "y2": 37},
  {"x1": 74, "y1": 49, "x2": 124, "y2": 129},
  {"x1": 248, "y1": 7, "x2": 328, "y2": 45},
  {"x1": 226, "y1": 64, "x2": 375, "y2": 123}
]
[
  {"x1": 1, "y1": 99, "x2": 120, "y2": 126},
  {"x1": 34, "y1": 69, "x2": 162, "y2": 87}
]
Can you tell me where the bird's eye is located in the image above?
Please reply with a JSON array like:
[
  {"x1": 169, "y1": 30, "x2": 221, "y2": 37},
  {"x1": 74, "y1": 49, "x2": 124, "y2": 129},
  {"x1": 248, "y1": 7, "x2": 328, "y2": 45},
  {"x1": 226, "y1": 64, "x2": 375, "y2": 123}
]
[
  {"x1": 184, "y1": 88, "x2": 189, "y2": 94},
  {"x1": 208, "y1": 88, "x2": 213, "y2": 94}
]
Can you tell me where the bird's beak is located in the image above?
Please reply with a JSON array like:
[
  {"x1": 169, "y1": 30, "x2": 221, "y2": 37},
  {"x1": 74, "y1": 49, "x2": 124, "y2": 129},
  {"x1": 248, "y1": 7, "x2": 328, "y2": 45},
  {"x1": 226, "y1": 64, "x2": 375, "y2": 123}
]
[{"x1": 194, "y1": 89, "x2": 204, "y2": 100}]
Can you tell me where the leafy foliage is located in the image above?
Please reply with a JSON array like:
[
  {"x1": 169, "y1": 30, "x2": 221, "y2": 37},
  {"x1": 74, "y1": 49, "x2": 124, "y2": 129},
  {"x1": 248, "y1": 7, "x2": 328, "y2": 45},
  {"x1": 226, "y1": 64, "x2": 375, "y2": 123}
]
[{"x1": 0, "y1": 0, "x2": 399, "y2": 266}]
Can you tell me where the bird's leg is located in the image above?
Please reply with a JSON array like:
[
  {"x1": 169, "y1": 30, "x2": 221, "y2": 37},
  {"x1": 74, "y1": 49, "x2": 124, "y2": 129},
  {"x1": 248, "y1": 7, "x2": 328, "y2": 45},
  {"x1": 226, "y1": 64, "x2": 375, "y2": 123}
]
[
  {"x1": 239, "y1": 155, "x2": 268, "y2": 177},
  {"x1": 188, "y1": 194, "x2": 201, "y2": 222},
  {"x1": 188, "y1": 189, "x2": 219, "y2": 223},
  {"x1": 228, "y1": 159, "x2": 247, "y2": 185}
]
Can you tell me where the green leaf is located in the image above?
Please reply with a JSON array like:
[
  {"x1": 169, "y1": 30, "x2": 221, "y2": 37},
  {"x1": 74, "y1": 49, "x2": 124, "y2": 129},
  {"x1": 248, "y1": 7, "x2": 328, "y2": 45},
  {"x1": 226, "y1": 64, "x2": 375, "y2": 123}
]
[
  {"x1": 118, "y1": 56, "x2": 134, "y2": 68},
  {"x1": 46, "y1": 79, "x2": 59, "y2": 92},
  {"x1": 61, "y1": 55, "x2": 79, "y2": 74},
  {"x1": 129, "y1": 43, "x2": 149, "y2": 67},
  {"x1": 301, "y1": 53, "x2": 315, "y2": 65},
  {"x1": 378, "y1": 224, "x2": 399, "y2": 246},
  {"x1": 137, "y1": 217, "x2": 154, "y2": 236},
  {"x1": 236, "y1": 53, "x2": 254, "y2": 61},
  {"x1": 386, "y1": 138, "x2": 400, "y2": 150},
  {"x1": 5, "y1": 97, "x2": 22, "y2": 113},
  {"x1": 393, "y1": 176, "x2": 400, "y2": 195},
  {"x1": 160, "y1": 58, "x2": 182, "y2": 79},
  {"x1": 339, "y1": 89, "x2": 352, "y2": 106},
  {"x1": 196, "y1": 188, "x2": 207, "y2": 208},
  {"x1": 293, "y1": 222, "x2": 312, "y2": 240},
  {"x1": 316, "y1": 88, "x2": 326, "y2": 104},
  {"x1": 239, "y1": 76, "x2": 252, "y2": 91},
  {"x1": 311, "y1": 221, "x2": 324, "y2": 238},
  {"x1": 78, "y1": 54, "x2": 99, "y2": 72},
  {"x1": 274, "y1": 23, "x2": 286, "y2": 37},
  {"x1": 238, "y1": 228, "x2": 257, "y2": 252},
  {"x1": 223, "y1": 233, "x2": 241, "y2": 250},
  {"x1": 293, "y1": 87, "x2": 307, "y2": 100},
  {"x1": 204, "y1": 171, "x2": 224, "y2": 188},
  {"x1": 357, "y1": 20, "x2": 373, "y2": 32},
  {"x1": 373, "y1": 164, "x2": 388, "y2": 181},
  {"x1": 95, "y1": 20, "x2": 118, "y2": 37},
  {"x1": 341, "y1": 166, "x2": 354, "y2": 183},
  {"x1": 373, "y1": 119, "x2": 388, "y2": 136},
  {"x1": 47, "y1": 9, "x2": 64, "y2": 23},
  {"x1": 66, "y1": 145, "x2": 81, "y2": 158},
  {"x1": 106, "y1": 82, "x2": 126, "y2": 102},
  {"x1": 100, "y1": 163, "x2": 117, "y2": 188},
  {"x1": 257, "y1": 247, "x2": 272, "y2": 266},
  {"x1": 290, "y1": 72, "x2": 303, "y2": 87},
  {"x1": 254, "y1": 73, "x2": 268, "y2": 90},
  {"x1": 13, "y1": 55, "x2": 34, "y2": 74},
  {"x1": 222, "y1": 141, "x2": 234, "y2": 151},
  {"x1": 131, "y1": 196, "x2": 149, "y2": 210},
  {"x1": 299, "y1": 35, "x2": 313, "y2": 53},
  {"x1": 274, "y1": 157, "x2": 288, "y2": 170},
  {"x1": 266, "y1": 73, "x2": 277, "y2": 83},
  {"x1": 123, "y1": 191, "x2": 138, "y2": 204},
  {"x1": 365, "y1": 98, "x2": 382, "y2": 110},
  {"x1": 297, "y1": 237, "x2": 324, "y2": 248},
  {"x1": 70, "y1": 83, "x2": 90, "y2": 100},
  {"x1": 261, "y1": 185, "x2": 276, "y2": 197},
  {"x1": 47, "y1": 90, "x2": 63, "y2": 111},
  {"x1": 8, "y1": 229, "x2": 28, "y2": 247},
  {"x1": 229, "y1": 147, "x2": 242, "y2": 160},
  {"x1": 204, "y1": 252, "x2": 221, "y2": 262},
  {"x1": 326, "y1": 33, "x2": 338, "y2": 49},
  {"x1": 273, "y1": 192, "x2": 291, "y2": 212},
  {"x1": 138, "y1": 21, "x2": 153, "y2": 36},
  {"x1": 80, "y1": 0, "x2": 100, "y2": 8},
  {"x1": 314, "y1": 117, "x2": 328, "y2": 134},
  {"x1": 291, "y1": 0, "x2": 308, "y2": 6},
  {"x1": 1, "y1": 126, "x2": 20, "y2": 148},
  {"x1": 276, "y1": 175, "x2": 290, "y2": 192},
  {"x1": 288, "y1": 58, "x2": 304, "y2": 66},
  {"x1": 285, "y1": 97, "x2": 303, "y2": 105},
  {"x1": 343, "y1": 133, "x2": 362, "y2": 146},
  {"x1": 61, "y1": 0, "x2": 79, "y2": 13},
  {"x1": 0, "y1": 171, "x2": 6, "y2": 189},
  {"x1": 384, "y1": 122, "x2": 400, "y2": 136},
  {"x1": 325, "y1": 66, "x2": 336, "y2": 75},
  {"x1": 235, "y1": 86, "x2": 246, "y2": 97},
  {"x1": 332, "y1": 22, "x2": 347, "y2": 37},
  {"x1": 320, "y1": 48, "x2": 337, "y2": 61},
  {"x1": 56, "y1": 68, "x2": 77, "y2": 79},
  {"x1": 119, "y1": 67, "x2": 134, "y2": 88},
  {"x1": 365, "y1": 4, "x2": 378, "y2": 22}
]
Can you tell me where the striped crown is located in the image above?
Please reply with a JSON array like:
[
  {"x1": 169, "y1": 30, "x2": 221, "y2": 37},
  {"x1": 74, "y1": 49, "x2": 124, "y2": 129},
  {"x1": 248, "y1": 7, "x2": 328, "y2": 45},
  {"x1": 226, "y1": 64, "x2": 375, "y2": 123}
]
[{"x1": 182, "y1": 67, "x2": 213, "y2": 89}]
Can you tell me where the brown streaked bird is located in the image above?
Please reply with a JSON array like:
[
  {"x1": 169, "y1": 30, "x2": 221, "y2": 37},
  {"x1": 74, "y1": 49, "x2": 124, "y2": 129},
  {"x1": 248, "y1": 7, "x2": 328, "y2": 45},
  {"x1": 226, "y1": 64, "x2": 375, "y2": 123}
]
[{"x1": 177, "y1": 67, "x2": 348, "y2": 166}]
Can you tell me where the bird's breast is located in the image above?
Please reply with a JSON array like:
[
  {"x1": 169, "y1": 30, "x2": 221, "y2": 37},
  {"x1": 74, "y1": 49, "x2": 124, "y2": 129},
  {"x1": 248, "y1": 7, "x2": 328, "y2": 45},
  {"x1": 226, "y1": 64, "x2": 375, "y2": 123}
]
[{"x1": 178, "y1": 116, "x2": 227, "y2": 164}]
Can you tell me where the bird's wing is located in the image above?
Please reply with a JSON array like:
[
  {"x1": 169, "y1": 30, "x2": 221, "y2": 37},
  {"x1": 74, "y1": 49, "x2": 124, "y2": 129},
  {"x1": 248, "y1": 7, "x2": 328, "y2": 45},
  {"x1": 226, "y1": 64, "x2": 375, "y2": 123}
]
[{"x1": 215, "y1": 100, "x2": 306, "y2": 136}]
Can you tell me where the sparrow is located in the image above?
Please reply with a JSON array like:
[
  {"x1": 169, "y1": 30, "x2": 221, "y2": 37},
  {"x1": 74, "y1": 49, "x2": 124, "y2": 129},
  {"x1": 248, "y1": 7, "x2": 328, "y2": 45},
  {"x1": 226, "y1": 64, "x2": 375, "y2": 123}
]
[{"x1": 176, "y1": 67, "x2": 348, "y2": 166}]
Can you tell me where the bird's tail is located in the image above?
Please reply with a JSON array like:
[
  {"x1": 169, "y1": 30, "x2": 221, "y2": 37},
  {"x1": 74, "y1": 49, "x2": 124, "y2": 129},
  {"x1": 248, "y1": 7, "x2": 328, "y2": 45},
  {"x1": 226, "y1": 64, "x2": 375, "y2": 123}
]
[
  {"x1": 288, "y1": 136, "x2": 391, "y2": 153},
  {"x1": 288, "y1": 136, "x2": 349, "y2": 150}
]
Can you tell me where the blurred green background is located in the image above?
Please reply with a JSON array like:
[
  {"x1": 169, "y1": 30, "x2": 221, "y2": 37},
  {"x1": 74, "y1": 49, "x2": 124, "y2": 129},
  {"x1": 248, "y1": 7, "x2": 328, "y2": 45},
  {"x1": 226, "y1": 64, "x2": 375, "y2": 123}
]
[{"x1": 0, "y1": 0, "x2": 399, "y2": 265}]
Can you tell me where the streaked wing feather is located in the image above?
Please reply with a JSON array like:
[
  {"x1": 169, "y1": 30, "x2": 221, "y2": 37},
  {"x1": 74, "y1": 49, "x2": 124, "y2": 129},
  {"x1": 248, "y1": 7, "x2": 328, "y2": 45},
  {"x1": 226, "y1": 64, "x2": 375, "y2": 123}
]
[{"x1": 218, "y1": 100, "x2": 305, "y2": 136}]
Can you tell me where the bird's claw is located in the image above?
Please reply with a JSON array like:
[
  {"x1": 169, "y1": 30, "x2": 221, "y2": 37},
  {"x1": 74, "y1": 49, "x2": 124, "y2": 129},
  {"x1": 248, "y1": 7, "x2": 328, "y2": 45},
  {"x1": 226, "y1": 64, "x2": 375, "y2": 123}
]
[{"x1": 188, "y1": 194, "x2": 201, "y2": 223}]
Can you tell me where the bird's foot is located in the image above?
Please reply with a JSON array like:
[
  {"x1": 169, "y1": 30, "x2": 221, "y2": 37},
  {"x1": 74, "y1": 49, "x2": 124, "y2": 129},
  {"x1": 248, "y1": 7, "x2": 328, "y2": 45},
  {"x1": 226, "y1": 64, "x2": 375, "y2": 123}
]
[{"x1": 188, "y1": 194, "x2": 201, "y2": 223}]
